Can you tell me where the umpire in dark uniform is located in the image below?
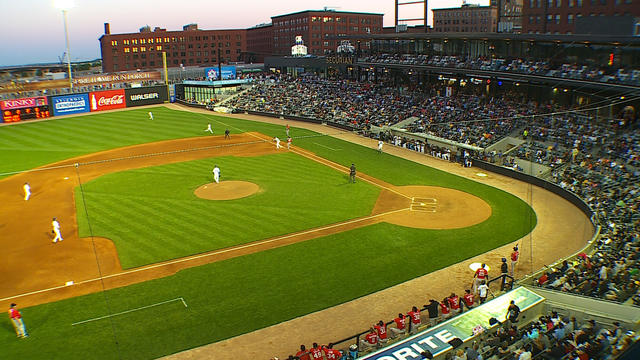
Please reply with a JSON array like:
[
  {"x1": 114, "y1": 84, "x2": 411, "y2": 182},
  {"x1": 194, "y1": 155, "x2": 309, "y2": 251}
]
[{"x1": 349, "y1": 163, "x2": 356, "y2": 183}]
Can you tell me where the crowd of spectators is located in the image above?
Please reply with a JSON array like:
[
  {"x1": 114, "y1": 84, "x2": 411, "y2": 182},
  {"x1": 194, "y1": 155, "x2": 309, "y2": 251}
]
[
  {"x1": 360, "y1": 54, "x2": 640, "y2": 86},
  {"x1": 536, "y1": 125, "x2": 640, "y2": 305}
]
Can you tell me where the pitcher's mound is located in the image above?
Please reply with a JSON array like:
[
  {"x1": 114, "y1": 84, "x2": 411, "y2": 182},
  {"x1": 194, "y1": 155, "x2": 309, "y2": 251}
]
[{"x1": 194, "y1": 181, "x2": 260, "y2": 200}]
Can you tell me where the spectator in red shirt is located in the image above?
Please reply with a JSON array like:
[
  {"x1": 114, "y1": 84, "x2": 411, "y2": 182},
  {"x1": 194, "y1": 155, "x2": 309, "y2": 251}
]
[
  {"x1": 295, "y1": 344, "x2": 311, "y2": 360},
  {"x1": 374, "y1": 320, "x2": 389, "y2": 344},
  {"x1": 359, "y1": 327, "x2": 379, "y2": 350},
  {"x1": 440, "y1": 298, "x2": 451, "y2": 320},
  {"x1": 322, "y1": 343, "x2": 342, "y2": 360},
  {"x1": 407, "y1": 306, "x2": 422, "y2": 334},
  {"x1": 463, "y1": 289, "x2": 475, "y2": 310},
  {"x1": 448, "y1": 293, "x2": 462, "y2": 314},
  {"x1": 309, "y1": 343, "x2": 323, "y2": 359},
  {"x1": 390, "y1": 313, "x2": 407, "y2": 338},
  {"x1": 538, "y1": 272, "x2": 549, "y2": 285}
]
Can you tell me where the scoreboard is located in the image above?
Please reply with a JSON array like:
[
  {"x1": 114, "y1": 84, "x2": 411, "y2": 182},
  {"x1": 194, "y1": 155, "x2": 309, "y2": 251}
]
[{"x1": 0, "y1": 96, "x2": 50, "y2": 123}]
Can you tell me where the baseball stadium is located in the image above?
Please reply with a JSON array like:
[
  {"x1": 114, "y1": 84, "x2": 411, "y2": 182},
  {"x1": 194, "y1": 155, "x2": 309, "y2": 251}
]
[{"x1": 2, "y1": 5, "x2": 640, "y2": 360}]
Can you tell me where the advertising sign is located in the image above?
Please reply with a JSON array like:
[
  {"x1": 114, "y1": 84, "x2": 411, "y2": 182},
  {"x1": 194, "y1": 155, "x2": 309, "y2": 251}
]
[
  {"x1": 0, "y1": 96, "x2": 48, "y2": 110},
  {"x1": 360, "y1": 287, "x2": 544, "y2": 360},
  {"x1": 125, "y1": 85, "x2": 168, "y2": 107},
  {"x1": 204, "y1": 66, "x2": 236, "y2": 80},
  {"x1": 52, "y1": 94, "x2": 90, "y2": 116},
  {"x1": 75, "y1": 71, "x2": 161, "y2": 86},
  {"x1": 89, "y1": 89, "x2": 126, "y2": 112}
]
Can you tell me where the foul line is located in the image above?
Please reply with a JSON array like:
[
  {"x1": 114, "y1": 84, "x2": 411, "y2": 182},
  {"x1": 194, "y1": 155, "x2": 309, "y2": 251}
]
[
  {"x1": 71, "y1": 297, "x2": 188, "y2": 326},
  {"x1": 313, "y1": 142, "x2": 341, "y2": 151},
  {"x1": 0, "y1": 207, "x2": 410, "y2": 303}
]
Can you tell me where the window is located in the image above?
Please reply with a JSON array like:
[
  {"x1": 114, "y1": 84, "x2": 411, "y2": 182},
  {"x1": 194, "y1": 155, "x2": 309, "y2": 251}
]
[
  {"x1": 577, "y1": 0, "x2": 582, "y2": 6},
  {"x1": 141, "y1": 46, "x2": 146, "y2": 52},
  {"x1": 569, "y1": 0, "x2": 574, "y2": 6},
  {"x1": 568, "y1": 14, "x2": 574, "y2": 23},
  {"x1": 123, "y1": 39, "x2": 129, "y2": 45},
  {"x1": 225, "y1": 49, "x2": 230, "y2": 54},
  {"x1": 148, "y1": 38, "x2": 154, "y2": 44},
  {"x1": 124, "y1": 48, "x2": 130, "y2": 53},
  {"x1": 140, "y1": 38, "x2": 146, "y2": 44},
  {"x1": 555, "y1": 14, "x2": 561, "y2": 23},
  {"x1": 110, "y1": 40, "x2": 118, "y2": 46},
  {"x1": 132, "y1": 39, "x2": 138, "y2": 45},
  {"x1": 156, "y1": 45, "x2": 162, "y2": 51},
  {"x1": 547, "y1": 14, "x2": 553, "y2": 22},
  {"x1": 557, "y1": 0, "x2": 561, "y2": 6},
  {"x1": 132, "y1": 47, "x2": 138, "y2": 52}
]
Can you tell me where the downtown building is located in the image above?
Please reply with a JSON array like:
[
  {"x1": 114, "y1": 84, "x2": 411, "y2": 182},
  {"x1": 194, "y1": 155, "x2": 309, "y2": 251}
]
[
  {"x1": 99, "y1": 9, "x2": 384, "y2": 73},
  {"x1": 522, "y1": 0, "x2": 640, "y2": 34},
  {"x1": 99, "y1": 23, "x2": 247, "y2": 73},
  {"x1": 432, "y1": 4, "x2": 499, "y2": 33},
  {"x1": 270, "y1": 9, "x2": 384, "y2": 55}
]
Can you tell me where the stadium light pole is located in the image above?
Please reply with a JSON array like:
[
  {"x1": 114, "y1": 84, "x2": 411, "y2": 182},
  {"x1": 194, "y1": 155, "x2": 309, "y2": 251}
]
[{"x1": 55, "y1": 0, "x2": 75, "y2": 90}]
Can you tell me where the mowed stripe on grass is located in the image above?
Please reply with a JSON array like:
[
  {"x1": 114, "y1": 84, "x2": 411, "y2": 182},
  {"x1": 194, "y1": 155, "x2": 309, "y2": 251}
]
[{"x1": 75, "y1": 152, "x2": 381, "y2": 268}]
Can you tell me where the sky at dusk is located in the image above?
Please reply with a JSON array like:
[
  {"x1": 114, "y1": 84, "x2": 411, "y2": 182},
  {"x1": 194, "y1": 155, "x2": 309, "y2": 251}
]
[{"x1": 0, "y1": 0, "x2": 489, "y2": 66}]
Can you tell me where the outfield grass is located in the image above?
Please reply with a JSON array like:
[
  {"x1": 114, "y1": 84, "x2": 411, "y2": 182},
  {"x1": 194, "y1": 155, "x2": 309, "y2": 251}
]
[
  {"x1": 0, "y1": 107, "x2": 537, "y2": 359},
  {"x1": 75, "y1": 152, "x2": 381, "y2": 268}
]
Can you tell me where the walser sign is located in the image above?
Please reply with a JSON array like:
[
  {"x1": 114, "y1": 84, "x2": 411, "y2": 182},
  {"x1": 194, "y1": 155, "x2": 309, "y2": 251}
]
[{"x1": 125, "y1": 85, "x2": 168, "y2": 107}]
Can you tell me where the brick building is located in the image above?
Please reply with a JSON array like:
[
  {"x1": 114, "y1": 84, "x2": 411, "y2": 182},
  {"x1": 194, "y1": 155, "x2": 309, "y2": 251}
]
[
  {"x1": 246, "y1": 23, "x2": 274, "y2": 63},
  {"x1": 271, "y1": 9, "x2": 383, "y2": 55},
  {"x1": 522, "y1": 0, "x2": 639, "y2": 34},
  {"x1": 492, "y1": 0, "x2": 524, "y2": 33},
  {"x1": 433, "y1": 4, "x2": 499, "y2": 33},
  {"x1": 99, "y1": 23, "x2": 247, "y2": 73}
]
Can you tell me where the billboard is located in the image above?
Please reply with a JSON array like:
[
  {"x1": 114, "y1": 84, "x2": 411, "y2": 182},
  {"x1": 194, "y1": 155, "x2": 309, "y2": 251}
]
[
  {"x1": 52, "y1": 94, "x2": 90, "y2": 116},
  {"x1": 89, "y1": 89, "x2": 126, "y2": 112},
  {"x1": 0, "y1": 97, "x2": 50, "y2": 123},
  {"x1": 74, "y1": 71, "x2": 161, "y2": 86},
  {"x1": 125, "y1": 85, "x2": 168, "y2": 107},
  {"x1": 204, "y1": 66, "x2": 236, "y2": 80},
  {"x1": 0, "y1": 96, "x2": 48, "y2": 110}
]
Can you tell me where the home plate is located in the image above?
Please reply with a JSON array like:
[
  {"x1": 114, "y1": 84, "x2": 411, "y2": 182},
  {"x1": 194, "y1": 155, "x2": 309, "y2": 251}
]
[
  {"x1": 64, "y1": 177, "x2": 69, "y2": 180},
  {"x1": 476, "y1": 173, "x2": 488, "y2": 177},
  {"x1": 65, "y1": 281, "x2": 74, "y2": 286}
]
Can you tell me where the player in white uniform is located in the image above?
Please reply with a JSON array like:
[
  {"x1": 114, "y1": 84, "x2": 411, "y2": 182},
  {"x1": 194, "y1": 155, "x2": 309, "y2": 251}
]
[
  {"x1": 274, "y1": 137, "x2": 281, "y2": 149},
  {"x1": 148, "y1": 111, "x2": 154, "y2": 120},
  {"x1": 287, "y1": 137, "x2": 292, "y2": 150},
  {"x1": 212, "y1": 165, "x2": 221, "y2": 184},
  {"x1": 377, "y1": 140, "x2": 383, "y2": 153},
  {"x1": 23, "y1": 182, "x2": 31, "y2": 201},
  {"x1": 52, "y1": 217, "x2": 63, "y2": 243},
  {"x1": 204, "y1": 123, "x2": 213, "y2": 134}
]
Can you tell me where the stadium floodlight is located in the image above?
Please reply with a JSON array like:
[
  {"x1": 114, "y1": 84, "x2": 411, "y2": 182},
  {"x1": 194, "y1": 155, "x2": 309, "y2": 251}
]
[{"x1": 54, "y1": 0, "x2": 75, "y2": 90}]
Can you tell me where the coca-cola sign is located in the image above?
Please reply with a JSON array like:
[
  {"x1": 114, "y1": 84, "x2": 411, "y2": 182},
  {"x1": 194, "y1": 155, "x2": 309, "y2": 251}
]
[{"x1": 89, "y1": 89, "x2": 126, "y2": 112}]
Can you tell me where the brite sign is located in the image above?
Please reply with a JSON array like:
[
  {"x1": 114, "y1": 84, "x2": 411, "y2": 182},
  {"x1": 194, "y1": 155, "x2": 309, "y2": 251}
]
[
  {"x1": 52, "y1": 94, "x2": 90, "y2": 116},
  {"x1": 204, "y1": 66, "x2": 236, "y2": 80}
]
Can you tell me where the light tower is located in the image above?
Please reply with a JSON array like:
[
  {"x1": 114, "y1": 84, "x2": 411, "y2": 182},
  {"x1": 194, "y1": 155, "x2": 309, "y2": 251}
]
[{"x1": 54, "y1": 0, "x2": 75, "y2": 90}]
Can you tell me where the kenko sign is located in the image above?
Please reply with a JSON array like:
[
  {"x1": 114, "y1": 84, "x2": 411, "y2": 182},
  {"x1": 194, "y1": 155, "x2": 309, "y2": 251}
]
[
  {"x1": 52, "y1": 94, "x2": 90, "y2": 116},
  {"x1": 89, "y1": 89, "x2": 126, "y2": 112},
  {"x1": 0, "y1": 97, "x2": 47, "y2": 110},
  {"x1": 125, "y1": 86, "x2": 168, "y2": 107}
]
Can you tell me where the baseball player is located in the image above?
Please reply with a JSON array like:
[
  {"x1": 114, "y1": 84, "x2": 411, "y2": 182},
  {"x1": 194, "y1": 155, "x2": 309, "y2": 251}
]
[
  {"x1": 212, "y1": 165, "x2": 221, "y2": 184},
  {"x1": 349, "y1": 163, "x2": 356, "y2": 183},
  {"x1": 224, "y1": 129, "x2": 230, "y2": 139},
  {"x1": 52, "y1": 217, "x2": 63, "y2": 243},
  {"x1": 287, "y1": 137, "x2": 292, "y2": 150},
  {"x1": 510, "y1": 246, "x2": 520, "y2": 276},
  {"x1": 377, "y1": 140, "x2": 383, "y2": 153},
  {"x1": 148, "y1": 111, "x2": 154, "y2": 120},
  {"x1": 274, "y1": 137, "x2": 281, "y2": 149},
  {"x1": 23, "y1": 182, "x2": 31, "y2": 201},
  {"x1": 8, "y1": 303, "x2": 28, "y2": 338},
  {"x1": 204, "y1": 123, "x2": 213, "y2": 134},
  {"x1": 473, "y1": 263, "x2": 489, "y2": 293},
  {"x1": 285, "y1": 124, "x2": 290, "y2": 137}
]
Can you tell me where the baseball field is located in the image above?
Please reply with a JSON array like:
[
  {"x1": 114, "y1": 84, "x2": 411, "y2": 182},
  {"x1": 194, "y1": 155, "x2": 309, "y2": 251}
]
[{"x1": 0, "y1": 106, "x2": 542, "y2": 359}]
